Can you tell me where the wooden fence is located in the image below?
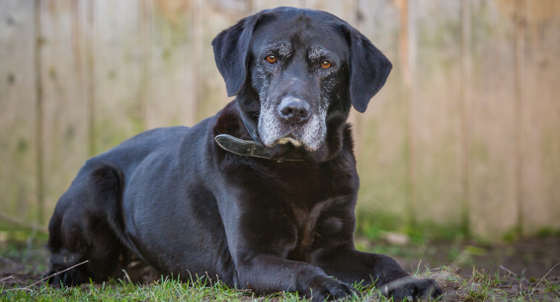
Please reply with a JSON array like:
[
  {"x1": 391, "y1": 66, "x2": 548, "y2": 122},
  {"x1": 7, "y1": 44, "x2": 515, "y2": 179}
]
[{"x1": 0, "y1": 0, "x2": 559, "y2": 240}]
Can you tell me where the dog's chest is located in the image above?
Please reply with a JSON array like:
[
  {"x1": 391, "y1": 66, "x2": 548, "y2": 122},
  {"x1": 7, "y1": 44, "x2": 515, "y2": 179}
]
[
  {"x1": 276, "y1": 162, "x2": 356, "y2": 263},
  {"x1": 283, "y1": 187, "x2": 353, "y2": 263},
  {"x1": 286, "y1": 201, "x2": 328, "y2": 262},
  {"x1": 229, "y1": 154, "x2": 357, "y2": 261}
]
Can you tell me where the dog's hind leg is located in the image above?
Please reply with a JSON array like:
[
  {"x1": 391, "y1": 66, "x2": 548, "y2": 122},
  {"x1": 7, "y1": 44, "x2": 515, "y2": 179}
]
[{"x1": 46, "y1": 162, "x2": 128, "y2": 286}]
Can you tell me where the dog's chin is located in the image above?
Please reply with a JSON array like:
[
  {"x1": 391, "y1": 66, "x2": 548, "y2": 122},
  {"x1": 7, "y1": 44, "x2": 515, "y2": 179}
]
[
  {"x1": 265, "y1": 136, "x2": 323, "y2": 152},
  {"x1": 261, "y1": 135, "x2": 335, "y2": 163},
  {"x1": 274, "y1": 137, "x2": 303, "y2": 147}
]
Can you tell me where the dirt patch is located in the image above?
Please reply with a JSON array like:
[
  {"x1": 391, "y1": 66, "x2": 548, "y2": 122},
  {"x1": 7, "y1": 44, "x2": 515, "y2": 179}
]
[
  {"x1": 381, "y1": 235, "x2": 560, "y2": 301},
  {"x1": 0, "y1": 273, "x2": 38, "y2": 288},
  {"x1": 394, "y1": 235, "x2": 560, "y2": 279},
  {"x1": 0, "y1": 240, "x2": 46, "y2": 290},
  {"x1": 471, "y1": 236, "x2": 560, "y2": 278}
]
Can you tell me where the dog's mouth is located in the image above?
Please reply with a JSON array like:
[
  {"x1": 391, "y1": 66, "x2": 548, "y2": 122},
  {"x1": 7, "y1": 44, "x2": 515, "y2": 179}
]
[{"x1": 273, "y1": 136, "x2": 302, "y2": 147}]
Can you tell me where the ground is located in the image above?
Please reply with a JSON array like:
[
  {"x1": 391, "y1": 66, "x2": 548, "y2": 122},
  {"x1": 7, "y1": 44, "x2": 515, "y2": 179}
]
[{"x1": 0, "y1": 229, "x2": 559, "y2": 301}]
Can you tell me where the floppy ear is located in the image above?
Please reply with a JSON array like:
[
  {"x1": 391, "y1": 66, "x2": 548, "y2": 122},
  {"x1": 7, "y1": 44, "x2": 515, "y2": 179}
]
[
  {"x1": 346, "y1": 27, "x2": 392, "y2": 113},
  {"x1": 212, "y1": 14, "x2": 261, "y2": 97}
]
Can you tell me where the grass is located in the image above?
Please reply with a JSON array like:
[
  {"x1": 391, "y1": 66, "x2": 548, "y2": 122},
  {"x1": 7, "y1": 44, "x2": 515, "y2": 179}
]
[
  {"x1": 356, "y1": 210, "x2": 468, "y2": 244},
  {"x1": 1, "y1": 277, "x2": 392, "y2": 302},
  {"x1": 2, "y1": 267, "x2": 559, "y2": 301},
  {"x1": 1, "y1": 278, "x2": 286, "y2": 302},
  {"x1": 1, "y1": 219, "x2": 559, "y2": 301}
]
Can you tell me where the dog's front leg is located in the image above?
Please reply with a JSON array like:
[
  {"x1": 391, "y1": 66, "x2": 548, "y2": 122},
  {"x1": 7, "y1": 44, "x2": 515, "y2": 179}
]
[
  {"x1": 219, "y1": 197, "x2": 353, "y2": 301},
  {"x1": 313, "y1": 248, "x2": 442, "y2": 300},
  {"x1": 236, "y1": 253, "x2": 353, "y2": 301}
]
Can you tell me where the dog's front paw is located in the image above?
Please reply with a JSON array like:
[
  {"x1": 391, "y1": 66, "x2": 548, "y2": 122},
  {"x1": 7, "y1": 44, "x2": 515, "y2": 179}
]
[
  {"x1": 381, "y1": 277, "x2": 442, "y2": 301},
  {"x1": 45, "y1": 267, "x2": 89, "y2": 287},
  {"x1": 307, "y1": 275, "x2": 355, "y2": 302}
]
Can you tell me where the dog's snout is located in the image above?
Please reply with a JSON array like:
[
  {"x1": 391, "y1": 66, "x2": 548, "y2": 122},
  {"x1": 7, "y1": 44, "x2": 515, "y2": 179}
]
[{"x1": 277, "y1": 97, "x2": 311, "y2": 124}]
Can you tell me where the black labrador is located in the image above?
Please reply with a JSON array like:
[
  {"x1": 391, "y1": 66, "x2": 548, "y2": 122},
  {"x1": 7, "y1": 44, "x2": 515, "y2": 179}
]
[{"x1": 47, "y1": 7, "x2": 441, "y2": 301}]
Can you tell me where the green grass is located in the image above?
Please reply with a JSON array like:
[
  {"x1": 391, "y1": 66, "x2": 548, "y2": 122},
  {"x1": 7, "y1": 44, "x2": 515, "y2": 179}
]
[
  {"x1": 356, "y1": 210, "x2": 468, "y2": 245},
  {"x1": 2, "y1": 278, "x2": 261, "y2": 302},
  {"x1": 1, "y1": 277, "x2": 397, "y2": 302},
  {"x1": 3, "y1": 268, "x2": 559, "y2": 302}
]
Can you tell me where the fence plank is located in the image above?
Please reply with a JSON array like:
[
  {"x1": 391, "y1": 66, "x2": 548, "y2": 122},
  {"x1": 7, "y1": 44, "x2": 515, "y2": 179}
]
[
  {"x1": 409, "y1": 1, "x2": 464, "y2": 225},
  {"x1": 147, "y1": 0, "x2": 195, "y2": 128},
  {"x1": 468, "y1": 1, "x2": 519, "y2": 239},
  {"x1": 520, "y1": 1, "x2": 560, "y2": 234},
  {"x1": 34, "y1": 0, "x2": 45, "y2": 224},
  {"x1": 512, "y1": 0, "x2": 526, "y2": 236},
  {"x1": 0, "y1": 0, "x2": 38, "y2": 223},
  {"x1": 354, "y1": 2, "x2": 409, "y2": 219},
  {"x1": 39, "y1": 0, "x2": 89, "y2": 220},
  {"x1": 459, "y1": 0, "x2": 473, "y2": 235},
  {"x1": 190, "y1": 1, "x2": 240, "y2": 122},
  {"x1": 85, "y1": 0, "x2": 95, "y2": 156},
  {"x1": 92, "y1": 0, "x2": 147, "y2": 153}
]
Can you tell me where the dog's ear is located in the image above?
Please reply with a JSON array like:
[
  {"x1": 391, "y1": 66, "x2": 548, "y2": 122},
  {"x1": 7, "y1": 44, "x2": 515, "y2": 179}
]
[
  {"x1": 212, "y1": 14, "x2": 261, "y2": 97},
  {"x1": 344, "y1": 26, "x2": 392, "y2": 113}
]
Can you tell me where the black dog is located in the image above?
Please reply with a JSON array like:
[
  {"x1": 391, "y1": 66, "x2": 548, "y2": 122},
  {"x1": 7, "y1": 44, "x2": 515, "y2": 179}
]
[{"x1": 47, "y1": 7, "x2": 441, "y2": 301}]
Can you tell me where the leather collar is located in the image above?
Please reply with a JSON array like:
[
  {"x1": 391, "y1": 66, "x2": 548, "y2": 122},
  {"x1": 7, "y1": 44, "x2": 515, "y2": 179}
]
[{"x1": 214, "y1": 134, "x2": 304, "y2": 163}]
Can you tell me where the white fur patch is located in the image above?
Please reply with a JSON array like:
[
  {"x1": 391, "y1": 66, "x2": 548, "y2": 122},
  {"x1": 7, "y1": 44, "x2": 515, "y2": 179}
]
[{"x1": 258, "y1": 96, "x2": 326, "y2": 151}]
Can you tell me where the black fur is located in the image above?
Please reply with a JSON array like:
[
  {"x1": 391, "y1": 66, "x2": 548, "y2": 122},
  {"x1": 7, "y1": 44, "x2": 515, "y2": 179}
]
[{"x1": 47, "y1": 7, "x2": 441, "y2": 301}]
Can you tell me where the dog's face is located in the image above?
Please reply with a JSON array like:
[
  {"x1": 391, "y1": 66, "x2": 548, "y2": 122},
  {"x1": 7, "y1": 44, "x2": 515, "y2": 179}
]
[
  {"x1": 213, "y1": 7, "x2": 391, "y2": 158},
  {"x1": 249, "y1": 15, "x2": 349, "y2": 151}
]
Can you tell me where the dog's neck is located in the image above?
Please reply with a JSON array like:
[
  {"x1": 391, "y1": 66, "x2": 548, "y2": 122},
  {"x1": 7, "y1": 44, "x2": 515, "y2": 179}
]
[{"x1": 237, "y1": 104, "x2": 260, "y2": 144}]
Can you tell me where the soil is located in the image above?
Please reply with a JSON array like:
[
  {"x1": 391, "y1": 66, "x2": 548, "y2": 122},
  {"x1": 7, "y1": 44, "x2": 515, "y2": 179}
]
[{"x1": 397, "y1": 235, "x2": 560, "y2": 279}]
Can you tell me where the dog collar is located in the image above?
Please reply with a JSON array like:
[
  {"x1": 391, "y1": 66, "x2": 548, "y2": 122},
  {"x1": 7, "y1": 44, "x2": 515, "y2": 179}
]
[{"x1": 214, "y1": 134, "x2": 304, "y2": 163}]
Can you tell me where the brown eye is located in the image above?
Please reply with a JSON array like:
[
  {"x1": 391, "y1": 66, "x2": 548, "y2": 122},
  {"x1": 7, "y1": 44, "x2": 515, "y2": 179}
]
[
  {"x1": 320, "y1": 60, "x2": 332, "y2": 69},
  {"x1": 265, "y1": 55, "x2": 277, "y2": 64}
]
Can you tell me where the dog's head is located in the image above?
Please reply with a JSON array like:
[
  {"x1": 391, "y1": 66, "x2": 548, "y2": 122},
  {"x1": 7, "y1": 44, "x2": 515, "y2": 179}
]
[{"x1": 212, "y1": 7, "x2": 391, "y2": 160}]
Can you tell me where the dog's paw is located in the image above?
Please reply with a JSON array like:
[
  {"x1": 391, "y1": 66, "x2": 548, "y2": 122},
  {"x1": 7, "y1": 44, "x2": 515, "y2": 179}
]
[
  {"x1": 381, "y1": 277, "x2": 442, "y2": 301},
  {"x1": 45, "y1": 268, "x2": 88, "y2": 287},
  {"x1": 307, "y1": 276, "x2": 355, "y2": 301}
]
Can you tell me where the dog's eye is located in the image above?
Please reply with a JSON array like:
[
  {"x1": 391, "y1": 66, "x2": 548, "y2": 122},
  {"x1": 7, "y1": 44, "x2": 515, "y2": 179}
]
[
  {"x1": 265, "y1": 55, "x2": 277, "y2": 64},
  {"x1": 320, "y1": 60, "x2": 332, "y2": 69}
]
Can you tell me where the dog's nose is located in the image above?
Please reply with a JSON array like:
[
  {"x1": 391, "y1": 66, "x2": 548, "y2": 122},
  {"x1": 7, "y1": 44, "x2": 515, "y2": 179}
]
[{"x1": 277, "y1": 97, "x2": 311, "y2": 124}]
